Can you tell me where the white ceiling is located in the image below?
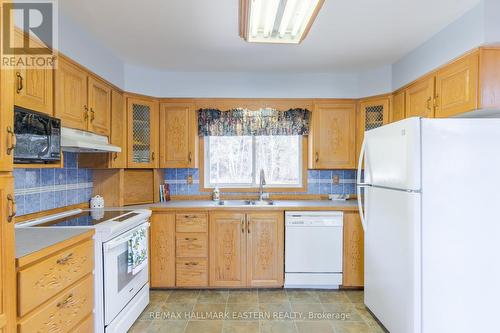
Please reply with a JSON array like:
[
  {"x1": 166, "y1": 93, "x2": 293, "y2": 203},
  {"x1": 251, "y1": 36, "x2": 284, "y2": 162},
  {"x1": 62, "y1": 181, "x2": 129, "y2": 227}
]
[{"x1": 60, "y1": 0, "x2": 480, "y2": 72}]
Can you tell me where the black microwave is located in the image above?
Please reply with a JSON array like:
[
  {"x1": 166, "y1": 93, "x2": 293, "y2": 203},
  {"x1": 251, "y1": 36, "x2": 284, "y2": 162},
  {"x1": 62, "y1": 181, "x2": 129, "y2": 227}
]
[{"x1": 14, "y1": 107, "x2": 61, "y2": 163}]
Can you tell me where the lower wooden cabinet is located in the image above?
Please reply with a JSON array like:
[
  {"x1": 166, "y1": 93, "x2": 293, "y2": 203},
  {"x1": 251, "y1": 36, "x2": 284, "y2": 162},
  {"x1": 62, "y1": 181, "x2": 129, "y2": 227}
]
[
  {"x1": 150, "y1": 212, "x2": 176, "y2": 288},
  {"x1": 209, "y1": 211, "x2": 284, "y2": 288},
  {"x1": 342, "y1": 212, "x2": 364, "y2": 288}
]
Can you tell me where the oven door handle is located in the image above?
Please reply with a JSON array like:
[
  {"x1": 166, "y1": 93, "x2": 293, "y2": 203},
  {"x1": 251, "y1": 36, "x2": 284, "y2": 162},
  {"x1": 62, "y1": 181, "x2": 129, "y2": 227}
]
[{"x1": 103, "y1": 222, "x2": 150, "y2": 252}]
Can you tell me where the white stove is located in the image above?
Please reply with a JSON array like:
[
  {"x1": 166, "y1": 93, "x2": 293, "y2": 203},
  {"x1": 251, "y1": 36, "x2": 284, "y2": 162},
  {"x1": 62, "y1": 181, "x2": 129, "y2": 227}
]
[{"x1": 16, "y1": 208, "x2": 152, "y2": 333}]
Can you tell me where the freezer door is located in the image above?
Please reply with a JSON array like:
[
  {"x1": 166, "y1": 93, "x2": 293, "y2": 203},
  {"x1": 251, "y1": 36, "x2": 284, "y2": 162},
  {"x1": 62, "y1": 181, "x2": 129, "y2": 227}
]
[
  {"x1": 364, "y1": 117, "x2": 421, "y2": 191},
  {"x1": 364, "y1": 186, "x2": 421, "y2": 333}
]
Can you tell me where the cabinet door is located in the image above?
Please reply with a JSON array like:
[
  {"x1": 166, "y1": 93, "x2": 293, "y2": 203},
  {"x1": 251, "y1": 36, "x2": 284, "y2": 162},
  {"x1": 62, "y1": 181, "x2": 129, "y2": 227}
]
[
  {"x1": 88, "y1": 77, "x2": 111, "y2": 136},
  {"x1": 13, "y1": 31, "x2": 53, "y2": 115},
  {"x1": 435, "y1": 53, "x2": 478, "y2": 118},
  {"x1": 127, "y1": 97, "x2": 159, "y2": 168},
  {"x1": 357, "y1": 98, "x2": 390, "y2": 163},
  {"x1": 0, "y1": 175, "x2": 16, "y2": 332},
  {"x1": 310, "y1": 103, "x2": 356, "y2": 169},
  {"x1": 246, "y1": 212, "x2": 284, "y2": 287},
  {"x1": 0, "y1": 48, "x2": 14, "y2": 172},
  {"x1": 209, "y1": 213, "x2": 246, "y2": 287},
  {"x1": 109, "y1": 90, "x2": 127, "y2": 168},
  {"x1": 159, "y1": 102, "x2": 197, "y2": 168},
  {"x1": 405, "y1": 76, "x2": 435, "y2": 118},
  {"x1": 150, "y1": 212, "x2": 176, "y2": 288},
  {"x1": 55, "y1": 58, "x2": 88, "y2": 131},
  {"x1": 343, "y1": 212, "x2": 364, "y2": 287},
  {"x1": 391, "y1": 90, "x2": 405, "y2": 122}
]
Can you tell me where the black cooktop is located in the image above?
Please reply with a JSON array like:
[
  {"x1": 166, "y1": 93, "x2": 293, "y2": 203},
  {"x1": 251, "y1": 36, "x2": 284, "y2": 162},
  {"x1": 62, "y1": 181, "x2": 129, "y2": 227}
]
[{"x1": 38, "y1": 210, "x2": 138, "y2": 227}]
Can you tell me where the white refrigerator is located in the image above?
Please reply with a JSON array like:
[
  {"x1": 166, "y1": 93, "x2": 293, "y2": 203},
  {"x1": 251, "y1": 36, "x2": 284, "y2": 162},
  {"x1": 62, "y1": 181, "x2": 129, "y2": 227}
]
[{"x1": 357, "y1": 117, "x2": 500, "y2": 333}]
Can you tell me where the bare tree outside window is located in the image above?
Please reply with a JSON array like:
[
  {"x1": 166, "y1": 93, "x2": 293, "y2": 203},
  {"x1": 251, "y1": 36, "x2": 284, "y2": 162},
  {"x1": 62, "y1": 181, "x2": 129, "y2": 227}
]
[{"x1": 205, "y1": 136, "x2": 302, "y2": 188}]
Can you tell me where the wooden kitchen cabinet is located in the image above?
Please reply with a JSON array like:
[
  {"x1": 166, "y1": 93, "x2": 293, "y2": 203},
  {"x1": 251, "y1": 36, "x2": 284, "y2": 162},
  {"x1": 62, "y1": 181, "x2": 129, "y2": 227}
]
[
  {"x1": 343, "y1": 212, "x2": 364, "y2": 288},
  {"x1": 88, "y1": 77, "x2": 111, "y2": 136},
  {"x1": 13, "y1": 31, "x2": 53, "y2": 116},
  {"x1": 159, "y1": 101, "x2": 198, "y2": 168},
  {"x1": 209, "y1": 212, "x2": 247, "y2": 287},
  {"x1": 0, "y1": 174, "x2": 16, "y2": 333},
  {"x1": 357, "y1": 97, "x2": 390, "y2": 163},
  {"x1": 405, "y1": 76, "x2": 435, "y2": 118},
  {"x1": 150, "y1": 212, "x2": 176, "y2": 288},
  {"x1": 434, "y1": 52, "x2": 478, "y2": 118},
  {"x1": 391, "y1": 90, "x2": 406, "y2": 122},
  {"x1": 127, "y1": 96, "x2": 159, "y2": 168},
  {"x1": 309, "y1": 102, "x2": 356, "y2": 169},
  {"x1": 246, "y1": 212, "x2": 284, "y2": 287},
  {"x1": 55, "y1": 57, "x2": 88, "y2": 130}
]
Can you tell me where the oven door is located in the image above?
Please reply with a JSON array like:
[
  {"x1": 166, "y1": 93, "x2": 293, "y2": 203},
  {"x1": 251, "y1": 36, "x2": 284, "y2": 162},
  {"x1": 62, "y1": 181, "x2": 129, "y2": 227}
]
[{"x1": 102, "y1": 223, "x2": 149, "y2": 325}]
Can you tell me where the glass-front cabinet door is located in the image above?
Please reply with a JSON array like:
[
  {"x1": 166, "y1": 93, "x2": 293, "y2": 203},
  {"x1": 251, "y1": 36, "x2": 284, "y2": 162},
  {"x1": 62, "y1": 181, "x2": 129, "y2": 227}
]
[
  {"x1": 126, "y1": 97, "x2": 159, "y2": 168},
  {"x1": 357, "y1": 97, "x2": 390, "y2": 165}
]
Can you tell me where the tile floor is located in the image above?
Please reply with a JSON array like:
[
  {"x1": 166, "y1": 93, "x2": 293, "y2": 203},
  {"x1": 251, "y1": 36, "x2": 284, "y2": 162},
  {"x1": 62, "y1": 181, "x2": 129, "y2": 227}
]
[{"x1": 129, "y1": 289, "x2": 386, "y2": 333}]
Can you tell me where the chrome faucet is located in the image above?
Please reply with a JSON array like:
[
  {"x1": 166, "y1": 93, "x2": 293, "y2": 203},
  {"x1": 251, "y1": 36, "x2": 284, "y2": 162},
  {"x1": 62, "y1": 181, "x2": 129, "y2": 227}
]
[{"x1": 259, "y1": 169, "x2": 266, "y2": 201}]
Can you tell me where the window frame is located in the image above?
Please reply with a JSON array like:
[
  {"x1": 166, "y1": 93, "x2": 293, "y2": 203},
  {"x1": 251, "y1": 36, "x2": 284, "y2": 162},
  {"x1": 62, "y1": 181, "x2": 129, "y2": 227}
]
[{"x1": 199, "y1": 136, "x2": 308, "y2": 193}]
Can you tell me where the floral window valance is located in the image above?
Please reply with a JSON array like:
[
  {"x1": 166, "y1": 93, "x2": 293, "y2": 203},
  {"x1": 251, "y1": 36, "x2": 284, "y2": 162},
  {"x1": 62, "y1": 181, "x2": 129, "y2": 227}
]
[{"x1": 198, "y1": 108, "x2": 311, "y2": 136}]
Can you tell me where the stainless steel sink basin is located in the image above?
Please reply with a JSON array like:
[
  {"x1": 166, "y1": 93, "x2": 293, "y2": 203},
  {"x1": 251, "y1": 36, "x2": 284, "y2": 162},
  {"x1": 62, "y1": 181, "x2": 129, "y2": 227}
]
[{"x1": 215, "y1": 200, "x2": 274, "y2": 206}]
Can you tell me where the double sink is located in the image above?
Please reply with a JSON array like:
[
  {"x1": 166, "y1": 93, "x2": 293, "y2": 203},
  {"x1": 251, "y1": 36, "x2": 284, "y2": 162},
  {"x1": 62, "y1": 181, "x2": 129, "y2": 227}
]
[{"x1": 215, "y1": 200, "x2": 274, "y2": 206}]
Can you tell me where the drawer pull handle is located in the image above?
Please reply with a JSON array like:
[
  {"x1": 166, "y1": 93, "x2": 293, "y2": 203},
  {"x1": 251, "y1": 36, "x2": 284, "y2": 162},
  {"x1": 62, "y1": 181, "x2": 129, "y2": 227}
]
[
  {"x1": 57, "y1": 294, "x2": 74, "y2": 308},
  {"x1": 90, "y1": 108, "x2": 95, "y2": 122},
  {"x1": 185, "y1": 262, "x2": 199, "y2": 266},
  {"x1": 7, "y1": 194, "x2": 16, "y2": 223},
  {"x1": 188, "y1": 152, "x2": 192, "y2": 163},
  {"x1": 57, "y1": 253, "x2": 73, "y2": 264},
  {"x1": 16, "y1": 72, "x2": 23, "y2": 93},
  {"x1": 183, "y1": 215, "x2": 196, "y2": 219},
  {"x1": 184, "y1": 237, "x2": 197, "y2": 241},
  {"x1": 84, "y1": 105, "x2": 89, "y2": 120}
]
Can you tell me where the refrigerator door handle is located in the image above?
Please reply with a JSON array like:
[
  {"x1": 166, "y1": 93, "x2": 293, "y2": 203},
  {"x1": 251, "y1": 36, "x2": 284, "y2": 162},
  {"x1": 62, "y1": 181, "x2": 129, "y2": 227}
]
[{"x1": 357, "y1": 138, "x2": 367, "y2": 231}]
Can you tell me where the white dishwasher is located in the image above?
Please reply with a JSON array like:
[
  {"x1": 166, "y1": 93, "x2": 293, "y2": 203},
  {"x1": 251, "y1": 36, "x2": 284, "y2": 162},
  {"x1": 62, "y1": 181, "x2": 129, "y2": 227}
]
[{"x1": 285, "y1": 211, "x2": 343, "y2": 289}]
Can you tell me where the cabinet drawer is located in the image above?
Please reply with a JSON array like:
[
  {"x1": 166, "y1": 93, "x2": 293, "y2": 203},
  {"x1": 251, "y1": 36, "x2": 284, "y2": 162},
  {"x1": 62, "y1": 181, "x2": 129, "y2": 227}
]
[
  {"x1": 176, "y1": 259, "x2": 208, "y2": 287},
  {"x1": 176, "y1": 233, "x2": 208, "y2": 258},
  {"x1": 18, "y1": 240, "x2": 94, "y2": 317},
  {"x1": 72, "y1": 314, "x2": 94, "y2": 333},
  {"x1": 18, "y1": 274, "x2": 94, "y2": 333},
  {"x1": 176, "y1": 213, "x2": 208, "y2": 233}
]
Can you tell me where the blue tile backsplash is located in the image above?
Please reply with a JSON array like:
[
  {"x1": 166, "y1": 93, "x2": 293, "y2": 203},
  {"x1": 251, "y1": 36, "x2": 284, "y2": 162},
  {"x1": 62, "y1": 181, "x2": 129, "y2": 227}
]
[
  {"x1": 164, "y1": 168, "x2": 356, "y2": 196},
  {"x1": 14, "y1": 152, "x2": 93, "y2": 216}
]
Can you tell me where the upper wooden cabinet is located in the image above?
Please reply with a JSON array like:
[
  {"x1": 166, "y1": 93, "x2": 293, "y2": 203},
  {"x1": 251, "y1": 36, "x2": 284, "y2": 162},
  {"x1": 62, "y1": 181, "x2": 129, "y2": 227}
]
[
  {"x1": 109, "y1": 90, "x2": 127, "y2": 168},
  {"x1": 309, "y1": 102, "x2": 356, "y2": 169},
  {"x1": 405, "y1": 76, "x2": 435, "y2": 118},
  {"x1": 88, "y1": 77, "x2": 111, "y2": 136},
  {"x1": 246, "y1": 212, "x2": 284, "y2": 287},
  {"x1": 435, "y1": 52, "x2": 479, "y2": 118},
  {"x1": 209, "y1": 212, "x2": 247, "y2": 287},
  {"x1": 357, "y1": 97, "x2": 390, "y2": 161},
  {"x1": 390, "y1": 90, "x2": 405, "y2": 123},
  {"x1": 13, "y1": 31, "x2": 53, "y2": 116},
  {"x1": 0, "y1": 174, "x2": 16, "y2": 333},
  {"x1": 159, "y1": 101, "x2": 198, "y2": 168},
  {"x1": 127, "y1": 96, "x2": 159, "y2": 168},
  {"x1": 55, "y1": 57, "x2": 111, "y2": 136},
  {"x1": 55, "y1": 58, "x2": 88, "y2": 130}
]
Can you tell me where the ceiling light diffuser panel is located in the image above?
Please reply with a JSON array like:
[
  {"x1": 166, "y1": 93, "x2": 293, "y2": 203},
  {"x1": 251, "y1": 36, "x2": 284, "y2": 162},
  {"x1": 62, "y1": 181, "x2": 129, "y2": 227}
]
[{"x1": 239, "y1": 0, "x2": 325, "y2": 44}]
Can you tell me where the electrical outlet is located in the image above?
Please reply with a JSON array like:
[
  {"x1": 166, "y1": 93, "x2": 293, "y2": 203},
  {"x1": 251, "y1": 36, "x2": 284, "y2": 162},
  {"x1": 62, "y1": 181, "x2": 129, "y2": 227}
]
[
  {"x1": 187, "y1": 175, "x2": 193, "y2": 185},
  {"x1": 332, "y1": 175, "x2": 340, "y2": 185}
]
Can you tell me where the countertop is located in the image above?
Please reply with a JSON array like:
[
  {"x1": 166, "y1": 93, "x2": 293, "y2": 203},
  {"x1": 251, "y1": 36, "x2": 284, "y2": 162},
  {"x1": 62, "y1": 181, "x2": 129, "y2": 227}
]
[
  {"x1": 128, "y1": 199, "x2": 359, "y2": 212},
  {"x1": 15, "y1": 227, "x2": 93, "y2": 259}
]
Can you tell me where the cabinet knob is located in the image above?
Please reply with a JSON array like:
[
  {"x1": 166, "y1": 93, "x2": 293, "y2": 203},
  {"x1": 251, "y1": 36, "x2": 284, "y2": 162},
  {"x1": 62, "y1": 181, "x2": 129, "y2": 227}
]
[
  {"x1": 7, "y1": 194, "x2": 16, "y2": 223},
  {"x1": 16, "y1": 72, "x2": 23, "y2": 93},
  {"x1": 315, "y1": 152, "x2": 319, "y2": 163},
  {"x1": 151, "y1": 152, "x2": 155, "y2": 161},
  {"x1": 241, "y1": 218, "x2": 245, "y2": 233},
  {"x1": 188, "y1": 152, "x2": 192, "y2": 163},
  {"x1": 56, "y1": 253, "x2": 73, "y2": 264},
  {"x1": 57, "y1": 294, "x2": 74, "y2": 308}
]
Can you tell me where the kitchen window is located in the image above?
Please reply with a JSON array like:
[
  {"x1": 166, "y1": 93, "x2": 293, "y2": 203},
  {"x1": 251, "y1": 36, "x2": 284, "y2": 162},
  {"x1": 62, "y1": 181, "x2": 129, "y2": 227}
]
[{"x1": 203, "y1": 135, "x2": 304, "y2": 189}]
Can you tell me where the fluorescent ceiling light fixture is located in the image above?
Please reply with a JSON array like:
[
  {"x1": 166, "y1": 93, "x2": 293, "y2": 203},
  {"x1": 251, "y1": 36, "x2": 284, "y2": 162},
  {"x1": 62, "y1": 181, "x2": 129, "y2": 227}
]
[{"x1": 240, "y1": 0, "x2": 324, "y2": 44}]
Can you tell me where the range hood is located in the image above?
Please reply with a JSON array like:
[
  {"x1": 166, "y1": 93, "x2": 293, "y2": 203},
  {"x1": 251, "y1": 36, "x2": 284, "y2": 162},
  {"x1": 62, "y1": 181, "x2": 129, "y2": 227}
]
[{"x1": 61, "y1": 127, "x2": 121, "y2": 153}]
